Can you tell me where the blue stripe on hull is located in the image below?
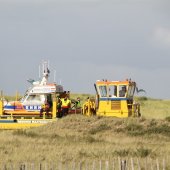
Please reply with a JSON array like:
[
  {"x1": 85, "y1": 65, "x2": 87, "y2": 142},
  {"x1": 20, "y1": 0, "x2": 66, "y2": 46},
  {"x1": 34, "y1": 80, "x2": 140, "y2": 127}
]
[
  {"x1": 99, "y1": 98, "x2": 127, "y2": 101},
  {"x1": 4, "y1": 105, "x2": 42, "y2": 111}
]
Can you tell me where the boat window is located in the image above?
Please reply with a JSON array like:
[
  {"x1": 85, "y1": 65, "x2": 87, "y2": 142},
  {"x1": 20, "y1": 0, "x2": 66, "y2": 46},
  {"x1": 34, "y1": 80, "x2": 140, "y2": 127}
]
[
  {"x1": 20, "y1": 91, "x2": 29, "y2": 102},
  {"x1": 40, "y1": 95, "x2": 46, "y2": 103},
  {"x1": 27, "y1": 95, "x2": 41, "y2": 102},
  {"x1": 119, "y1": 85, "x2": 127, "y2": 97},
  {"x1": 98, "y1": 85, "x2": 107, "y2": 97},
  {"x1": 108, "y1": 85, "x2": 117, "y2": 97}
]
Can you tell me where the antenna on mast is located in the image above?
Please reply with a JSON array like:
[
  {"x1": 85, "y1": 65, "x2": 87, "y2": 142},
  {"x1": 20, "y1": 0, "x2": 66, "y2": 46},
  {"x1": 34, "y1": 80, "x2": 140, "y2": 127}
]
[
  {"x1": 40, "y1": 60, "x2": 50, "y2": 85},
  {"x1": 48, "y1": 60, "x2": 50, "y2": 69},
  {"x1": 39, "y1": 65, "x2": 41, "y2": 79},
  {"x1": 54, "y1": 70, "x2": 56, "y2": 83},
  {"x1": 42, "y1": 60, "x2": 44, "y2": 73},
  {"x1": 59, "y1": 79, "x2": 62, "y2": 85}
]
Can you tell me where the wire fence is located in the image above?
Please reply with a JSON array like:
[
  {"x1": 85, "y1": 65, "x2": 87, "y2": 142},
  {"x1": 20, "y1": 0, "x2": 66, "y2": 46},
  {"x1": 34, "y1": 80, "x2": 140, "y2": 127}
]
[{"x1": 0, "y1": 157, "x2": 169, "y2": 170}]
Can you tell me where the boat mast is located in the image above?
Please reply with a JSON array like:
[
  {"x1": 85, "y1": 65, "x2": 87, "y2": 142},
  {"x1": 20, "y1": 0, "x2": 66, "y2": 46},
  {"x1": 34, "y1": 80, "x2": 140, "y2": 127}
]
[{"x1": 40, "y1": 61, "x2": 50, "y2": 85}]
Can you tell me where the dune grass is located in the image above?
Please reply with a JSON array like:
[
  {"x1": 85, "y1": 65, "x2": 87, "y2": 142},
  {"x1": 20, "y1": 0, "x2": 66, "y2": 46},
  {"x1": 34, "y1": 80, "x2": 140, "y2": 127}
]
[
  {"x1": 136, "y1": 97, "x2": 170, "y2": 119},
  {"x1": 0, "y1": 115, "x2": 170, "y2": 164},
  {"x1": 1, "y1": 94, "x2": 170, "y2": 167}
]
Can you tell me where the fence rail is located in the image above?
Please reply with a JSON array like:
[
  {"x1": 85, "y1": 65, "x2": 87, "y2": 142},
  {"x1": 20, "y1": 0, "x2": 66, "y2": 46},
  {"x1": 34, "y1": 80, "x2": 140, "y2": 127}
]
[{"x1": 0, "y1": 157, "x2": 169, "y2": 170}]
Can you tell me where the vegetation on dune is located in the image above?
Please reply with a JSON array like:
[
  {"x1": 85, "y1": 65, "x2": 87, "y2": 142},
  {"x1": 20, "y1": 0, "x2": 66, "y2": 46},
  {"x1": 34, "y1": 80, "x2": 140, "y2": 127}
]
[
  {"x1": 0, "y1": 114, "x2": 170, "y2": 164},
  {"x1": 1, "y1": 94, "x2": 170, "y2": 166}
]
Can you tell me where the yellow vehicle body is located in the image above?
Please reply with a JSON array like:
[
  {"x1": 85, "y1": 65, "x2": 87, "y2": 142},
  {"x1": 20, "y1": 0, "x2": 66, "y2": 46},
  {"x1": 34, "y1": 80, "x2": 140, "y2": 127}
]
[
  {"x1": 0, "y1": 119, "x2": 55, "y2": 129},
  {"x1": 0, "y1": 99, "x2": 57, "y2": 129},
  {"x1": 83, "y1": 79, "x2": 140, "y2": 118},
  {"x1": 97, "y1": 100, "x2": 129, "y2": 118}
]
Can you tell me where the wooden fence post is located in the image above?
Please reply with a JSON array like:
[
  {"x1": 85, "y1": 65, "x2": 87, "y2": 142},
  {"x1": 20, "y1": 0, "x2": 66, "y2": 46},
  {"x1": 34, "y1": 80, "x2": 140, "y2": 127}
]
[
  {"x1": 39, "y1": 163, "x2": 42, "y2": 170},
  {"x1": 121, "y1": 159, "x2": 127, "y2": 170},
  {"x1": 47, "y1": 162, "x2": 54, "y2": 170},
  {"x1": 30, "y1": 163, "x2": 35, "y2": 170},
  {"x1": 156, "y1": 159, "x2": 159, "y2": 170},
  {"x1": 1, "y1": 158, "x2": 170, "y2": 170},
  {"x1": 99, "y1": 160, "x2": 102, "y2": 170},
  {"x1": 112, "y1": 159, "x2": 115, "y2": 170},
  {"x1": 118, "y1": 157, "x2": 121, "y2": 170},
  {"x1": 3, "y1": 164, "x2": 7, "y2": 170},
  {"x1": 131, "y1": 158, "x2": 134, "y2": 170},
  {"x1": 137, "y1": 158, "x2": 141, "y2": 170},
  {"x1": 144, "y1": 158, "x2": 147, "y2": 170},
  {"x1": 78, "y1": 161, "x2": 82, "y2": 170},
  {"x1": 85, "y1": 161, "x2": 89, "y2": 170},
  {"x1": 150, "y1": 158, "x2": 154, "y2": 170},
  {"x1": 72, "y1": 161, "x2": 76, "y2": 170},
  {"x1": 105, "y1": 160, "x2": 109, "y2": 170},
  {"x1": 92, "y1": 160, "x2": 96, "y2": 170},
  {"x1": 44, "y1": 162, "x2": 48, "y2": 170},
  {"x1": 162, "y1": 158, "x2": 166, "y2": 170},
  {"x1": 58, "y1": 161, "x2": 62, "y2": 170}
]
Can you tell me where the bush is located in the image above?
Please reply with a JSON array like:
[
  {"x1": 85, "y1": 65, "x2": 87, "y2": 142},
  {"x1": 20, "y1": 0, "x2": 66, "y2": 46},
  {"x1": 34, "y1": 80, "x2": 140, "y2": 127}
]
[
  {"x1": 126, "y1": 123, "x2": 145, "y2": 136},
  {"x1": 135, "y1": 146, "x2": 152, "y2": 157},
  {"x1": 147, "y1": 124, "x2": 170, "y2": 136},
  {"x1": 165, "y1": 116, "x2": 170, "y2": 122},
  {"x1": 114, "y1": 149, "x2": 130, "y2": 157},
  {"x1": 137, "y1": 96, "x2": 148, "y2": 101},
  {"x1": 88, "y1": 124, "x2": 111, "y2": 134}
]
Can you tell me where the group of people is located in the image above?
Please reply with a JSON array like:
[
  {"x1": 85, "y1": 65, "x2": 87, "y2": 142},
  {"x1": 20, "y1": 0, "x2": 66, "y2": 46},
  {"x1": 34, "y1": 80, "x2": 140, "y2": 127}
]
[
  {"x1": 56, "y1": 96, "x2": 71, "y2": 118},
  {"x1": 40, "y1": 95, "x2": 81, "y2": 118}
]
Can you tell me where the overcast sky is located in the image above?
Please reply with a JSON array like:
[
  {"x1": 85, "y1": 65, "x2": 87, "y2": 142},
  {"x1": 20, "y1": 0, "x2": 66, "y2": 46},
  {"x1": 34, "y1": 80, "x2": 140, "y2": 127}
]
[{"x1": 0, "y1": 0, "x2": 170, "y2": 99}]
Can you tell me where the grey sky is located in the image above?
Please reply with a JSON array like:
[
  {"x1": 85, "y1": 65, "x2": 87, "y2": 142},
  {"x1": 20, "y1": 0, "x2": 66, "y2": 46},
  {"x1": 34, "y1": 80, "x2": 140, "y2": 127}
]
[{"x1": 0, "y1": 0, "x2": 170, "y2": 99}]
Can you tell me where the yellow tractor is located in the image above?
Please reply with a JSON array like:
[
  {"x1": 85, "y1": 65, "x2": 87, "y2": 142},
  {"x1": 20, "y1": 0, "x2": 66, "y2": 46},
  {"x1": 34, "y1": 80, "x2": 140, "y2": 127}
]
[{"x1": 83, "y1": 79, "x2": 141, "y2": 118}]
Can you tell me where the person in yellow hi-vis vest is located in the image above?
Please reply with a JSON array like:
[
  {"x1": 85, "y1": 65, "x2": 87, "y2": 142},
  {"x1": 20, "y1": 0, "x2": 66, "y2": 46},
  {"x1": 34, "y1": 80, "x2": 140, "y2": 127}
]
[
  {"x1": 75, "y1": 97, "x2": 81, "y2": 109},
  {"x1": 61, "y1": 96, "x2": 71, "y2": 117}
]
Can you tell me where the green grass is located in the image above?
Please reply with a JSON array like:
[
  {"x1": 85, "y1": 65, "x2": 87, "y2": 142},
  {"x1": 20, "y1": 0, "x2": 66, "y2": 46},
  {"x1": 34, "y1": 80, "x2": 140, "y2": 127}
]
[
  {"x1": 0, "y1": 115, "x2": 169, "y2": 163},
  {"x1": 139, "y1": 98, "x2": 170, "y2": 119},
  {"x1": 0, "y1": 116, "x2": 169, "y2": 170},
  {"x1": 1, "y1": 94, "x2": 170, "y2": 166}
]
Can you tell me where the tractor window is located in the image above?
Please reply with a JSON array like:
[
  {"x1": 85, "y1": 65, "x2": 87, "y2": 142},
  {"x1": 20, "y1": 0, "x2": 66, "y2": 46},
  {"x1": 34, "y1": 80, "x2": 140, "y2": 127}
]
[
  {"x1": 108, "y1": 85, "x2": 117, "y2": 97},
  {"x1": 119, "y1": 85, "x2": 127, "y2": 97},
  {"x1": 98, "y1": 86, "x2": 107, "y2": 97}
]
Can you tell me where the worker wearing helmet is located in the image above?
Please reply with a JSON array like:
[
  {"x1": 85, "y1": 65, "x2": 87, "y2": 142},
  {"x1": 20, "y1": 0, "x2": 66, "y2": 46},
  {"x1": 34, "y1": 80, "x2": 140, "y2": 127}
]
[{"x1": 61, "y1": 96, "x2": 71, "y2": 117}]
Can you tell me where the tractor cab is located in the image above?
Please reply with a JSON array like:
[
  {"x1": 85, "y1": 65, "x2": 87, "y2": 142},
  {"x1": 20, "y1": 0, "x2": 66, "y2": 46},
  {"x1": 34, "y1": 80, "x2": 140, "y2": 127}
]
[{"x1": 83, "y1": 79, "x2": 140, "y2": 118}]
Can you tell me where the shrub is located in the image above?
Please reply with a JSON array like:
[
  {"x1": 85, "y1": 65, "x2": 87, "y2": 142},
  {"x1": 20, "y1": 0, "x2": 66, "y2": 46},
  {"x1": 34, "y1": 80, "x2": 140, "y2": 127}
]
[
  {"x1": 165, "y1": 116, "x2": 170, "y2": 122},
  {"x1": 114, "y1": 149, "x2": 130, "y2": 157},
  {"x1": 126, "y1": 123, "x2": 144, "y2": 136},
  {"x1": 135, "y1": 146, "x2": 152, "y2": 157},
  {"x1": 137, "y1": 96, "x2": 148, "y2": 101},
  {"x1": 88, "y1": 124, "x2": 111, "y2": 134},
  {"x1": 147, "y1": 124, "x2": 170, "y2": 136},
  {"x1": 148, "y1": 119, "x2": 157, "y2": 127},
  {"x1": 84, "y1": 135, "x2": 96, "y2": 143}
]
